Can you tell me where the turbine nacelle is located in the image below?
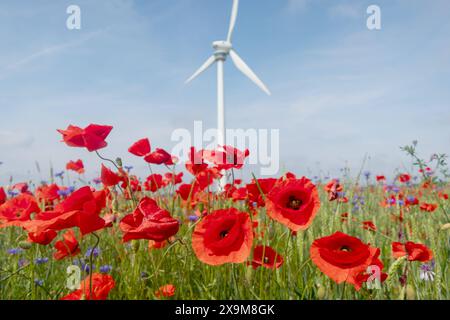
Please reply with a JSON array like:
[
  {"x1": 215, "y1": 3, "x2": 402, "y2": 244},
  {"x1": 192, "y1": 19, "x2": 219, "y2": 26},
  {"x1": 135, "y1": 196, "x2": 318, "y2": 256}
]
[{"x1": 212, "y1": 41, "x2": 232, "y2": 56}]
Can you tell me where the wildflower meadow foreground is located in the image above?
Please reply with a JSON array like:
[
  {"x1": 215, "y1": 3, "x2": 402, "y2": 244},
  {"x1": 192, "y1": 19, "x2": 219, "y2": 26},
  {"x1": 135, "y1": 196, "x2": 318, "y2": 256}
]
[{"x1": 0, "y1": 124, "x2": 448, "y2": 300}]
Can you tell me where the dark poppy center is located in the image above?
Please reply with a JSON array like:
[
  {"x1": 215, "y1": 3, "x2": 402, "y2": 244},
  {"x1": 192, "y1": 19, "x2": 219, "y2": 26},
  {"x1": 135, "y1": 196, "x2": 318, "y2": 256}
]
[
  {"x1": 287, "y1": 196, "x2": 303, "y2": 210},
  {"x1": 340, "y1": 245, "x2": 352, "y2": 252},
  {"x1": 263, "y1": 256, "x2": 270, "y2": 264},
  {"x1": 219, "y1": 230, "x2": 229, "y2": 239}
]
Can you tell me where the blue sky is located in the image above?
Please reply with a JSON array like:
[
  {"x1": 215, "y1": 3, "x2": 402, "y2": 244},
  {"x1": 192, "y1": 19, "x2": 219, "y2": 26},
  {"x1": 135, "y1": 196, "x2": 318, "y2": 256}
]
[{"x1": 0, "y1": 0, "x2": 449, "y2": 184}]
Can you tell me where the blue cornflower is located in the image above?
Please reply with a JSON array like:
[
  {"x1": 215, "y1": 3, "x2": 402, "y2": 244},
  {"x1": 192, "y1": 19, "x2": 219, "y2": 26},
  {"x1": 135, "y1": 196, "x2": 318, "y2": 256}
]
[
  {"x1": 81, "y1": 263, "x2": 94, "y2": 274},
  {"x1": 55, "y1": 171, "x2": 65, "y2": 178},
  {"x1": 7, "y1": 248, "x2": 23, "y2": 255},
  {"x1": 363, "y1": 171, "x2": 371, "y2": 180},
  {"x1": 18, "y1": 259, "x2": 29, "y2": 268},
  {"x1": 57, "y1": 186, "x2": 75, "y2": 197},
  {"x1": 34, "y1": 279, "x2": 44, "y2": 287},
  {"x1": 93, "y1": 178, "x2": 102, "y2": 185},
  {"x1": 100, "y1": 265, "x2": 113, "y2": 274},
  {"x1": 398, "y1": 200, "x2": 405, "y2": 206},
  {"x1": 419, "y1": 261, "x2": 435, "y2": 281},
  {"x1": 188, "y1": 215, "x2": 199, "y2": 222},
  {"x1": 7, "y1": 190, "x2": 19, "y2": 197},
  {"x1": 35, "y1": 257, "x2": 49, "y2": 265},
  {"x1": 85, "y1": 247, "x2": 101, "y2": 258},
  {"x1": 124, "y1": 166, "x2": 133, "y2": 173}
]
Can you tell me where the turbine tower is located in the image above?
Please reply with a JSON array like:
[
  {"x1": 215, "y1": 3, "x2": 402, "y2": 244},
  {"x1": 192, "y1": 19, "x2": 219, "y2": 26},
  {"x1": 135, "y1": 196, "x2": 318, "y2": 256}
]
[{"x1": 186, "y1": 0, "x2": 271, "y2": 188}]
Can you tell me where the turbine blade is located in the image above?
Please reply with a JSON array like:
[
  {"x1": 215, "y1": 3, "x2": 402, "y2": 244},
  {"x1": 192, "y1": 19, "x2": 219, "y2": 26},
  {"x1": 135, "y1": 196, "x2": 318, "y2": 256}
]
[
  {"x1": 229, "y1": 49, "x2": 271, "y2": 95},
  {"x1": 227, "y1": 0, "x2": 239, "y2": 43},
  {"x1": 185, "y1": 55, "x2": 216, "y2": 84}
]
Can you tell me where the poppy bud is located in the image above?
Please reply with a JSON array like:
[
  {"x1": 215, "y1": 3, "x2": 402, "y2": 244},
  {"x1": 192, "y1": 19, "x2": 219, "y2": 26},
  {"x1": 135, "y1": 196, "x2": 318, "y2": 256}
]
[
  {"x1": 19, "y1": 241, "x2": 32, "y2": 250},
  {"x1": 406, "y1": 285, "x2": 416, "y2": 300},
  {"x1": 115, "y1": 158, "x2": 123, "y2": 168},
  {"x1": 317, "y1": 286, "x2": 326, "y2": 300}
]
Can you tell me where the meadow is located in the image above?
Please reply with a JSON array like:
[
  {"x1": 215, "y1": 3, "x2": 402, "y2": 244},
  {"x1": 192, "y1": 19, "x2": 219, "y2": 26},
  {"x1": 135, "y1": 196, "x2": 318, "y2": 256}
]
[{"x1": 0, "y1": 125, "x2": 448, "y2": 300}]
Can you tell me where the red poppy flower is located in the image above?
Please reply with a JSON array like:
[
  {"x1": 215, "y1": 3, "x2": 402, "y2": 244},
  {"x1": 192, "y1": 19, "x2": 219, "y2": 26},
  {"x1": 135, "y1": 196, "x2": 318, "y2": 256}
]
[
  {"x1": 246, "y1": 178, "x2": 277, "y2": 208},
  {"x1": 119, "y1": 197, "x2": 180, "y2": 242},
  {"x1": 144, "y1": 148, "x2": 174, "y2": 165},
  {"x1": 177, "y1": 183, "x2": 197, "y2": 201},
  {"x1": 0, "y1": 194, "x2": 40, "y2": 222},
  {"x1": 376, "y1": 175, "x2": 386, "y2": 182},
  {"x1": 128, "y1": 175, "x2": 142, "y2": 192},
  {"x1": 310, "y1": 232, "x2": 384, "y2": 290},
  {"x1": 53, "y1": 229, "x2": 80, "y2": 260},
  {"x1": 266, "y1": 177, "x2": 320, "y2": 232},
  {"x1": 250, "y1": 245, "x2": 283, "y2": 269},
  {"x1": 128, "y1": 138, "x2": 151, "y2": 157},
  {"x1": 155, "y1": 284, "x2": 176, "y2": 298},
  {"x1": 148, "y1": 240, "x2": 168, "y2": 250},
  {"x1": 57, "y1": 124, "x2": 113, "y2": 152},
  {"x1": 144, "y1": 174, "x2": 164, "y2": 192},
  {"x1": 231, "y1": 187, "x2": 247, "y2": 201},
  {"x1": 324, "y1": 179, "x2": 343, "y2": 201},
  {"x1": 101, "y1": 164, "x2": 121, "y2": 187},
  {"x1": 163, "y1": 172, "x2": 183, "y2": 186},
  {"x1": 406, "y1": 196, "x2": 419, "y2": 206},
  {"x1": 419, "y1": 203, "x2": 438, "y2": 212},
  {"x1": 28, "y1": 229, "x2": 58, "y2": 245},
  {"x1": 61, "y1": 273, "x2": 115, "y2": 300},
  {"x1": 392, "y1": 241, "x2": 433, "y2": 262},
  {"x1": 438, "y1": 192, "x2": 448, "y2": 200},
  {"x1": 12, "y1": 182, "x2": 29, "y2": 194},
  {"x1": 24, "y1": 187, "x2": 107, "y2": 236},
  {"x1": 203, "y1": 145, "x2": 250, "y2": 171},
  {"x1": 194, "y1": 167, "x2": 222, "y2": 191},
  {"x1": 185, "y1": 147, "x2": 208, "y2": 175},
  {"x1": 0, "y1": 187, "x2": 6, "y2": 205},
  {"x1": 66, "y1": 159, "x2": 85, "y2": 174},
  {"x1": 362, "y1": 221, "x2": 377, "y2": 231},
  {"x1": 398, "y1": 173, "x2": 411, "y2": 183},
  {"x1": 36, "y1": 184, "x2": 60, "y2": 203},
  {"x1": 192, "y1": 208, "x2": 253, "y2": 266},
  {"x1": 354, "y1": 249, "x2": 388, "y2": 289}
]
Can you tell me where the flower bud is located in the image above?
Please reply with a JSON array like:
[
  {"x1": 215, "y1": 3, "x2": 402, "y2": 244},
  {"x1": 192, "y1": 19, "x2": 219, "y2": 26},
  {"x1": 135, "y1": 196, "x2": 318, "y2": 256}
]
[{"x1": 19, "y1": 241, "x2": 32, "y2": 250}]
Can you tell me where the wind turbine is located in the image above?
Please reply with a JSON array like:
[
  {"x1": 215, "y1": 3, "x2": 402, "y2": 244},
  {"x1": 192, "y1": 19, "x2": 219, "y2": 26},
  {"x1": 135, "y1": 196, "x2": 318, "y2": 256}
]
[{"x1": 185, "y1": 0, "x2": 271, "y2": 189}]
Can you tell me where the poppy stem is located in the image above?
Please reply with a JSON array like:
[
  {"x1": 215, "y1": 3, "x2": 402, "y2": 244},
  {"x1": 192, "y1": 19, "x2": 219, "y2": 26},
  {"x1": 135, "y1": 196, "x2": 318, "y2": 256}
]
[
  {"x1": 95, "y1": 151, "x2": 120, "y2": 170},
  {"x1": 251, "y1": 172, "x2": 266, "y2": 201},
  {"x1": 89, "y1": 232, "x2": 100, "y2": 300}
]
